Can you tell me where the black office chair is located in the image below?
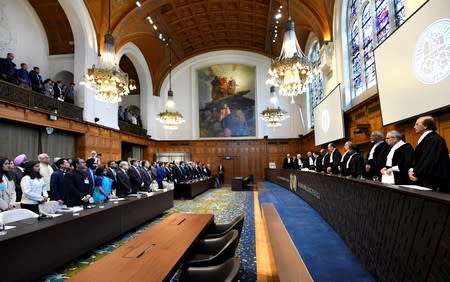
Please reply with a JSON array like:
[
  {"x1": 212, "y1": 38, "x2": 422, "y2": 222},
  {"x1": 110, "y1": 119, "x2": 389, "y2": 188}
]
[
  {"x1": 181, "y1": 257, "x2": 240, "y2": 282},
  {"x1": 186, "y1": 229, "x2": 239, "y2": 268},
  {"x1": 203, "y1": 214, "x2": 244, "y2": 239}
]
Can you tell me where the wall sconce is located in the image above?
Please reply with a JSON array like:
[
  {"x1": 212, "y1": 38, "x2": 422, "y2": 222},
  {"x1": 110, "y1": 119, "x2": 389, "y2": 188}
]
[
  {"x1": 94, "y1": 117, "x2": 100, "y2": 124},
  {"x1": 49, "y1": 109, "x2": 58, "y2": 121},
  {"x1": 354, "y1": 124, "x2": 370, "y2": 135},
  {"x1": 46, "y1": 127, "x2": 54, "y2": 134}
]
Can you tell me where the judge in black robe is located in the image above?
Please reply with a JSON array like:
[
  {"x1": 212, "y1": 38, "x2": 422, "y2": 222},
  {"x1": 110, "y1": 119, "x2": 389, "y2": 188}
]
[
  {"x1": 381, "y1": 131, "x2": 414, "y2": 185},
  {"x1": 409, "y1": 116, "x2": 450, "y2": 192},
  {"x1": 282, "y1": 154, "x2": 293, "y2": 169},
  {"x1": 363, "y1": 131, "x2": 390, "y2": 181},
  {"x1": 326, "y1": 143, "x2": 342, "y2": 175}
]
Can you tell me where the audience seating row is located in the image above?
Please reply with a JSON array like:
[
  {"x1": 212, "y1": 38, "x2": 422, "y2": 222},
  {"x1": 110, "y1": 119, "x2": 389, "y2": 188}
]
[{"x1": 180, "y1": 214, "x2": 245, "y2": 282}]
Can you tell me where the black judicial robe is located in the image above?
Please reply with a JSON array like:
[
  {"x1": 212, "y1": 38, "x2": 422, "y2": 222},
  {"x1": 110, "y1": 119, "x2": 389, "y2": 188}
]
[
  {"x1": 390, "y1": 143, "x2": 414, "y2": 185},
  {"x1": 364, "y1": 141, "x2": 390, "y2": 180},
  {"x1": 339, "y1": 151, "x2": 351, "y2": 176},
  {"x1": 412, "y1": 131, "x2": 450, "y2": 192},
  {"x1": 347, "y1": 153, "x2": 364, "y2": 178},
  {"x1": 327, "y1": 150, "x2": 342, "y2": 174}
]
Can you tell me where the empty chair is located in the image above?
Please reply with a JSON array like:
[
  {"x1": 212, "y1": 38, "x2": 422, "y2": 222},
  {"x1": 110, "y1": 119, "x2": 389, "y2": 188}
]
[
  {"x1": 0, "y1": 208, "x2": 39, "y2": 224},
  {"x1": 186, "y1": 229, "x2": 239, "y2": 268},
  {"x1": 204, "y1": 214, "x2": 244, "y2": 239},
  {"x1": 39, "y1": 200, "x2": 66, "y2": 215},
  {"x1": 181, "y1": 257, "x2": 240, "y2": 282}
]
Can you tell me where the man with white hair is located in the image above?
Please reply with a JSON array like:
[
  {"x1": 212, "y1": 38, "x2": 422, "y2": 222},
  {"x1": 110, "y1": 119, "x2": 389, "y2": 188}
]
[
  {"x1": 38, "y1": 153, "x2": 53, "y2": 191},
  {"x1": 116, "y1": 161, "x2": 132, "y2": 197}
]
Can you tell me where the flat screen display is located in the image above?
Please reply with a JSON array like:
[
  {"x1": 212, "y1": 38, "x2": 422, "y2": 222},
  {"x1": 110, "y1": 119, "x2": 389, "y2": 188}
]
[
  {"x1": 314, "y1": 84, "x2": 345, "y2": 146},
  {"x1": 374, "y1": 0, "x2": 450, "y2": 125}
]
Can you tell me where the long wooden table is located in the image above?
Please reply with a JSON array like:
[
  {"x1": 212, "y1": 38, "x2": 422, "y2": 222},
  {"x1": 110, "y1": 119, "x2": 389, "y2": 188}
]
[
  {"x1": 69, "y1": 213, "x2": 214, "y2": 282},
  {"x1": 0, "y1": 190, "x2": 173, "y2": 282},
  {"x1": 174, "y1": 177, "x2": 215, "y2": 198}
]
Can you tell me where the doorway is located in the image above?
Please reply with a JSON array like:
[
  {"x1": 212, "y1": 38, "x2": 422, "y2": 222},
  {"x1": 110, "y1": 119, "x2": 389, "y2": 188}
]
[{"x1": 220, "y1": 156, "x2": 239, "y2": 185}]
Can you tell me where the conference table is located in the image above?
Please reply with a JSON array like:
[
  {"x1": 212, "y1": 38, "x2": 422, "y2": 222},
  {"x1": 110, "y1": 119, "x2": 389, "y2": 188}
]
[
  {"x1": 69, "y1": 213, "x2": 214, "y2": 281},
  {"x1": 0, "y1": 190, "x2": 174, "y2": 282},
  {"x1": 174, "y1": 177, "x2": 216, "y2": 198}
]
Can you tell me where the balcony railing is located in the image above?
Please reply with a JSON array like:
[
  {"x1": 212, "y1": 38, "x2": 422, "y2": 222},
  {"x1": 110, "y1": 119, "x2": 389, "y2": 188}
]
[
  {"x1": 118, "y1": 120, "x2": 148, "y2": 137},
  {"x1": 0, "y1": 80, "x2": 83, "y2": 120}
]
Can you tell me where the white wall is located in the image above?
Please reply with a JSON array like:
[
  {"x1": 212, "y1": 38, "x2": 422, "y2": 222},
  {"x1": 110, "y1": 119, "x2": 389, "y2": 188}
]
[
  {"x1": 152, "y1": 50, "x2": 304, "y2": 140},
  {"x1": 48, "y1": 54, "x2": 74, "y2": 82},
  {"x1": 0, "y1": 0, "x2": 49, "y2": 77}
]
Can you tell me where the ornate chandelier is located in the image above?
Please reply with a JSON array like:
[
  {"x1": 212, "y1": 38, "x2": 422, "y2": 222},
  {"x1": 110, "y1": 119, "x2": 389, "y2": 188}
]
[
  {"x1": 266, "y1": 0, "x2": 314, "y2": 102},
  {"x1": 80, "y1": 0, "x2": 135, "y2": 103},
  {"x1": 157, "y1": 46, "x2": 185, "y2": 130},
  {"x1": 260, "y1": 86, "x2": 289, "y2": 127}
]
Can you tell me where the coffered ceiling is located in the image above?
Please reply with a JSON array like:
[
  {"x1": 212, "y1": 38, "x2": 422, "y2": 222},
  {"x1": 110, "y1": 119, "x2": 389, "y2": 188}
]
[{"x1": 28, "y1": 0, "x2": 335, "y2": 94}]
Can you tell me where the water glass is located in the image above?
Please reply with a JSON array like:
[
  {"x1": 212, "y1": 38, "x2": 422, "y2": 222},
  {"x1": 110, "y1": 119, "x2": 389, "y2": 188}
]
[
  {"x1": 0, "y1": 222, "x2": 7, "y2": 235},
  {"x1": 372, "y1": 176, "x2": 379, "y2": 182}
]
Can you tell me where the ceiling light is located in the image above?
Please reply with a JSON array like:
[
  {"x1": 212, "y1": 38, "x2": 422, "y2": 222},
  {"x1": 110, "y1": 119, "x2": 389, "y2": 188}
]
[
  {"x1": 135, "y1": 1, "x2": 141, "y2": 8},
  {"x1": 266, "y1": 0, "x2": 314, "y2": 98}
]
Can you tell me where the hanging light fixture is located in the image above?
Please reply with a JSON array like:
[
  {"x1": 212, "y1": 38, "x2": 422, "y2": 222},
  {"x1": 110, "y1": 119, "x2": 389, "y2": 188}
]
[
  {"x1": 157, "y1": 45, "x2": 185, "y2": 130},
  {"x1": 80, "y1": 0, "x2": 135, "y2": 103},
  {"x1": 260, "y1": 86, "x2": 289, "y2": 127},
  {"x1": 266, "y1": 0, "x2": 314, "y2": 102}
]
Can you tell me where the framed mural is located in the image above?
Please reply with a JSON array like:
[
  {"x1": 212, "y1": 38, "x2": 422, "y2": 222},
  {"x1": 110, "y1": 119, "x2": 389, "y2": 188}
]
[{"x1": 198, "y1": 64, "x2": 256, "y2": 138}]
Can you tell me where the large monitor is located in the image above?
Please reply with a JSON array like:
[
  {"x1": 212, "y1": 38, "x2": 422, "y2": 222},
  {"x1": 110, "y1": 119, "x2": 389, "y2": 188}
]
[
  {"x1": 314, "y1": 84, "x2": 345, "y2": 146},
  {"x1": 374, "y1": 0, "x2": 450, "y2": 125}
]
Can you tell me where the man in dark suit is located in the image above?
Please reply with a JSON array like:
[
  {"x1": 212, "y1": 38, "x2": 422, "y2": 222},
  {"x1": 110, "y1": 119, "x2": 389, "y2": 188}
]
[
  {"x1": 106, "y1": 160, "x2": 118, "y2": 192},
  {"x1": 116, "y1": 161, "x2": 132, "y2": 197},
  {"x1": 141, "y1": 160, "x2": 153, "y2": 191},
  {"x1": 346, "y1": 144, "x2": 364, "y2": 179},
  {"x1": 363, "y1": 131, "x2": 390, "y2": 181},
  {"x1": 50, "y1": 158, "x2": 70, "y2": 204},
  {"x1": 282, "y1": 154, "x2": 293, "y2": 169},
  {"x1": 218, "y1": 163, "x2": 224, "y2": 184},
  {"x1": 64, "y1": 159, "x2": 92, "y2": 207},
  {"x1": 381, "y1": 130, "x2": 414, "y2": 185},
  {"x1": 326, "y1": 143, "x2": 342, "y2": 174},
  {"x1": 0, "y1": 53, "x2": 17, "y2": 83},
  {"x1": 128, "y1": 159, "x2": 144, "y2": 193},
  {"x1": 29, "y1": 66, "x2": 44, "y2": 93},
  {"x1": 409, "y1": 116, "x2": 450, "y2": 192}
]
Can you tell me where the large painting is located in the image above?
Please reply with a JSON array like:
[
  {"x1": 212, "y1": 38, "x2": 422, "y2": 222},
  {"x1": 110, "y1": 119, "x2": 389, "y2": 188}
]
[{"x1": 198, "y1": 64, "x2": 256, "y2": 137}]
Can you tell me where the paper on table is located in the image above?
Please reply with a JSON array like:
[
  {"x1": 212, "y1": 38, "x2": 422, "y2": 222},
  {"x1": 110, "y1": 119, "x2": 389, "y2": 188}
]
[
  {"x1": 381, "y1": 173, "x2": 395, "y2": 184},
  {"x1": 47, "y1": 214, "x2": 63, "y2": 218},
  {"x1": 5, "y1": 225, "x2": 16, "y2": 230},
  {"x1": 399, "y1": 185, "x2": 432, "y2": 191}
]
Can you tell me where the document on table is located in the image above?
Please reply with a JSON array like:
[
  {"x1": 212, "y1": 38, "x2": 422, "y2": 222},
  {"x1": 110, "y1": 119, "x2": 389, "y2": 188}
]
[{"x1": 399, "y1": 185, "x2": 432, "y2": 191}]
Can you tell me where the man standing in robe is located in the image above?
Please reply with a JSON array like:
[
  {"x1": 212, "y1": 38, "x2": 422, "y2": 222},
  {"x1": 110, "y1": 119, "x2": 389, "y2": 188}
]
[{"x1": 408, "y1": 116, "x2": 450, "y2": 192}]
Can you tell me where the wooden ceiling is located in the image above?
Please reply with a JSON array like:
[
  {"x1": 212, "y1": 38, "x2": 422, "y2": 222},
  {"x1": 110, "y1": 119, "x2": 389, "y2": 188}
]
[{"x1": 28, "y1": 0, "x2": 335, "y2": 94}]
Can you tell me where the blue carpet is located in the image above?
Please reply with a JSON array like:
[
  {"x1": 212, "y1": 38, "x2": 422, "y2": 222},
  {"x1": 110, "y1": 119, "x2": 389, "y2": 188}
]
[{"x1": 259, "y1": 182, "x2": 374, "y2": 282}]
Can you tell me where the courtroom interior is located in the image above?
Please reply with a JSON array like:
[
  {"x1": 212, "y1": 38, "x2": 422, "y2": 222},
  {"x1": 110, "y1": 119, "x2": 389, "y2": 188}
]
[{"x1": 0, "y1": 0, "x2": 449, "y2": 281}]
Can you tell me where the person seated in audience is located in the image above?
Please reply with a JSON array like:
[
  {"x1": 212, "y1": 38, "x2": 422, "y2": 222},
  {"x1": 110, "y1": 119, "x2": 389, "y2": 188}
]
[
  {"x1": 43, "y1": 79, "x2": 54, "y2": 97},
  {"x1": 64, "y1": 158, "x2": 92, "y2": 207},
  {"x1": 93, "y1": 166, "x2": 112, "y2": 204},
  {"x1": 326, "y1": 143, "x2": 341, "y2": 175},
  {"x1": 338, "y1": 141, "x2": 352, "y2": 176},
  {"x1": 0, "y1": 52, "x2": 17, "y2": 84},
  {"x1": 363, "y1": 130, "x2": 389, "y2": 181},
  {"x1": 16, "y1": 63, "x2": 30, "y2": 88},
  {"x1": 29, "y1": 66, "x2": 44, "y2": 93},
  {"x1": 50, "y1": 158, "x2": 70, "y2": 205},
  {"x1": 381, "y1": 130, "x2": 414, "y2": 185},
  {"x1": 346, "y1": 144, "x2": 364, "y2": 179},
  {"x1": 0, "y1": 158, "x2": 17, "y2": 211},
  {"x1": 116, "y1": 161, "x2": 132, "y2": 197},
  {"x1": 20, "y1": 161, "x2": 48, "y2": 214}
]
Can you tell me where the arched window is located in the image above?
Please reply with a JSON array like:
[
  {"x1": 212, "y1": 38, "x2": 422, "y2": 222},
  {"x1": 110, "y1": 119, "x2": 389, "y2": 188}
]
[
  {"x1": 347, "y1": 0, "x2": 406, "y2": 98},
  {"x1": 307, "y1": 41, "x2": 324, "y2": 128}
]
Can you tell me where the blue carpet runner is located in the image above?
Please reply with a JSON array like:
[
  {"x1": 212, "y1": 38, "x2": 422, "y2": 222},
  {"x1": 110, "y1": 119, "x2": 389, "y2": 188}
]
[{"x1": 259, "y1": 181, "x2": 374, "y2": 282}]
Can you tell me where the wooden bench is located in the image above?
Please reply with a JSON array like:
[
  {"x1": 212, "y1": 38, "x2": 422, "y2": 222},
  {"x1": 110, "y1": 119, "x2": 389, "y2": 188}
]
[{"x1": 262, "y1": 203, "x2": 313, "y2": 282}]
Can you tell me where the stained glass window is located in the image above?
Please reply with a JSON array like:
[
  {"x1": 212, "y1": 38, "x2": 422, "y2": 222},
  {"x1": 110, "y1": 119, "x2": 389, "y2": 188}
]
[
  {"x1": 347, "y1": 0, "x2": 408, "y2": 99},
  {"x1": 307, "y1": 41, "x2": 324, "y2": 127}
]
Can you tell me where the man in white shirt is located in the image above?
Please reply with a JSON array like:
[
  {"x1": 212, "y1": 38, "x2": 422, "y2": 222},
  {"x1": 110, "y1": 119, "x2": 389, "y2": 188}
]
[{"x1": 38, "y1": 153, "x2": 53, "y2": 192}]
